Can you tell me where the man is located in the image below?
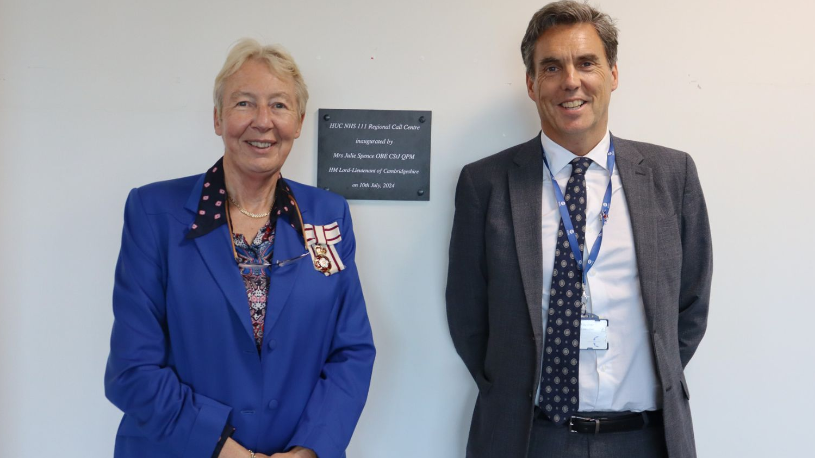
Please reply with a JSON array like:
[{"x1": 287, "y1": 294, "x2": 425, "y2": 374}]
[{"x1": 446, "y1": 2, "x2": 711, "y2": 457}]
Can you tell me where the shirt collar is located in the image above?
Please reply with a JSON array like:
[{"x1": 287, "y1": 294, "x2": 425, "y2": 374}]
[
  {"x1": 186, "y1": 157, "x2": 303, "y2": 240},
  {"x1": 540, "y1": 129, "x2": 611, "y2": 175}
]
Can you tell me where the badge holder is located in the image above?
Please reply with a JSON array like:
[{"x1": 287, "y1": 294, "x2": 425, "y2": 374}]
[{"x1": 579, "y1": 313, "x2": 609, "y2": 350}]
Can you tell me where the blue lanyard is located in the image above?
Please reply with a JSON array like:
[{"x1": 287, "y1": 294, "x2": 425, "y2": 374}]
[{"x1": 541, "y1": 138, "x2": 616, "y2": 298}]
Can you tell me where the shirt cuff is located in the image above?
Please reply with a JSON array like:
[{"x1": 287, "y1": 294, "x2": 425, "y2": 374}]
[{"x1": 211, "y1": 423, "x2": 235, "y2": 458}]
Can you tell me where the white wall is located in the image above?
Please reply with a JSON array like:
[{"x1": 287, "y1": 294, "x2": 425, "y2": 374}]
[{"x1": 1, "y1": 0, "x2": 813, "y2": 456}]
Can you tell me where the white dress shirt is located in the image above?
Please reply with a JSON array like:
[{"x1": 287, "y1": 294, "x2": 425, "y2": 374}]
[{"x1": 538, "y1": 130, "x2": 661, "y2": 412}]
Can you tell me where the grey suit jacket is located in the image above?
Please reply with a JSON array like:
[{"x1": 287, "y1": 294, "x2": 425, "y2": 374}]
[{"x1": 446, "y1": 135, "x2": 712, "y2": 458}]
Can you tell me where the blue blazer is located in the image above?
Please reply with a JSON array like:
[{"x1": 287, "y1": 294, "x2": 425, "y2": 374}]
[{"x1": 105, "y1": 173, "x2": 375, "y2": 458}]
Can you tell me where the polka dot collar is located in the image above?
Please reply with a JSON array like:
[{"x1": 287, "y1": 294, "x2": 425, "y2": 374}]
[{"x1": 185, "y1": 157, "x2": 303, "y2": 240}]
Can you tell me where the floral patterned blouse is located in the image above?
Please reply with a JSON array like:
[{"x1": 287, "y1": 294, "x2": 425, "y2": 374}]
[{"x1": 233, "y1": 221, "x2": 275, "y2": 351}]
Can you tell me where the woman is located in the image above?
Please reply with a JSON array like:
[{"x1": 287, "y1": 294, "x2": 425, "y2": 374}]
[{"x1": 105, "y1": 39, "x2": 375, "y2": 458}]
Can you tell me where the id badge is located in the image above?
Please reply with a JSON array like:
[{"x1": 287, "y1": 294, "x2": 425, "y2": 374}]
[{"x1": 579, "y1": 315, "x2": 609, "y2": 350}]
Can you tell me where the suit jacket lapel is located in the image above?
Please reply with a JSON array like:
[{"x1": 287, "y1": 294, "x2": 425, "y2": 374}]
[
  {"x1": 264, "y1": 212, "x2": 306, "y2": 333},
  {"x1": 183, "y1": 174, "x2": 256, "y2": 342},
  {"x1": 614, "y1": 136, "x2": 658, "y2": 332},
  {"x1": 184, "y1": 173, "x2": 307, "y2": 343},
  {"x1": 194, "y1": 224, "x2": 257, "y2": 342},
  {"x1": 190, "y1": 200, "x2": 308, "y2": 340},
  {"x1": 508, "y1": 136, "x2": 545, "y2": 353}
]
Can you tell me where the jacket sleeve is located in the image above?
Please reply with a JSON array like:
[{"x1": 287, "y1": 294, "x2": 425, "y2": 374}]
[
  {"x1": 105, "y1": 188, "x2": 231, "y2": 457},
  {"x1": 285, "y1": 199, "x2": 376, "y2": 458},
  {"x1": 445, "y1": 166, "x2": 491, "y2": 391},
  {"x1": 677, "y1": 154, "x2": 713, "y2": 368}
]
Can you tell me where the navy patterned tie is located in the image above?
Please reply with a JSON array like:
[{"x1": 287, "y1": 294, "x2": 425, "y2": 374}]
[{"x1": 539, "y1": 156, "x2": 592, "y2": 425}]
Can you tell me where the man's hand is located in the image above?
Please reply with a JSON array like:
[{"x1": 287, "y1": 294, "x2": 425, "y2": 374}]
[{"x1": 270, "y1": 446, "x2": 317, "y2": 458}]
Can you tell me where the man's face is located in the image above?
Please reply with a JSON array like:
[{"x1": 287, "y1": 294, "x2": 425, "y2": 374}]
[
  {"x1": 526, "y1": 23, "x2": 618, "y2": 151},
  {"x1": 214, "y1": 59, "x2": 304, "y2": 177}
]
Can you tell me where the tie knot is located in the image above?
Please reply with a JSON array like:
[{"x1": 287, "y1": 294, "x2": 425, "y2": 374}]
[{"x1": 570, "y1": 157, "x2": 592, "y2": 175}]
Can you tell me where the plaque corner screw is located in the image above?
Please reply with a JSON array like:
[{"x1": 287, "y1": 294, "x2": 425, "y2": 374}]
[
  {"x1": 417, "y1": 189, "x2": 425, "y2": 196},
  {"x1": 419, "y1": 116, "x2": 426, "y2": 123},
  {"x1": 323, "y1": 114, "x2": 330, "y2": 121}
]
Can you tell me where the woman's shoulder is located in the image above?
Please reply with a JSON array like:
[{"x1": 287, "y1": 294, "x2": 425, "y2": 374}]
[
  {"x1": 130, "y1": 173, "x2": 203, "y2": 216},
  {"x1": 284, "y1": 178, "x2": 350, "y2": 219},
  {"x1": 285, "y1": 179, "x2": 346, "y2": 206}
]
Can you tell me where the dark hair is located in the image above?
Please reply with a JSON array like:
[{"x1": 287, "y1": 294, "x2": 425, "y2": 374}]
[{"x1": 521, "y1": 1, "x2": 618, "y2": 75}]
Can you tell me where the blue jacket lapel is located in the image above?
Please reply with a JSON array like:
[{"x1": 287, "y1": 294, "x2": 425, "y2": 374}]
[
  {"x1": 184, "y1": 173, "x2": 255, "y2": 343},
  {"x1": 184, "y1": 174, "x2": 311, "y2": 342},
  {"x1": 265, "y1": 212, "x2": 307, "y2": 333},
  {"x1": 193, "y1": 225, "x2": 256, "y2": 342}
]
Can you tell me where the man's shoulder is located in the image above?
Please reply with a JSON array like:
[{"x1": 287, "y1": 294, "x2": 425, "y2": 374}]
[
  {"x1": 461, "y1": 136, "x2": 539, "y2": 176},
  {"x1": 614, "y1": 136, "x2": 691, "y2": 166},
  {"x1": 614, "y1": 137, "x2": 703, "y2": 205}
]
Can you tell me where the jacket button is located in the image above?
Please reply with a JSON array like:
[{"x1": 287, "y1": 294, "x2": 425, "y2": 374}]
[
  {"x1": 268, "y1": 399, "x2": 279, "y2": 409},
  {"x1": 528, "y1": 391, "x2": 533, "y2": 399},
  {"x1": 267, "y1": 339, "x2": 277, "y2": 351}
]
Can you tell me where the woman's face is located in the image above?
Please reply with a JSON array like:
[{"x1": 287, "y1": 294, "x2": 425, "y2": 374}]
[{"x1": 214, "y1": 59, "x2": 304, "y2": 178}]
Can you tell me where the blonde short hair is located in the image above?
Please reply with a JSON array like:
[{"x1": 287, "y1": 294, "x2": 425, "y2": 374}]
[{"x1": 213, "y1": 38, "x2": 309, "y2": 117}]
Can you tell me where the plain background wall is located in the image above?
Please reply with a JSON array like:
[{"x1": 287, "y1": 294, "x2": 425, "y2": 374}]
[{"x1": 1, "y1": 0, "x2": 814, "y2": 456}]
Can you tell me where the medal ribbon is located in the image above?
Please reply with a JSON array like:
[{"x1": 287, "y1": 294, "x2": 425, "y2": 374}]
[{"x1": 304, "y1": 222, "x2": 346, "y2": 274}]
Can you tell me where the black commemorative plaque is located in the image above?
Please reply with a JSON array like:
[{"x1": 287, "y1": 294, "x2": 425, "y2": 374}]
[{"x1": 317, "y1": 109, "x2": 431, "y2": 201}]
